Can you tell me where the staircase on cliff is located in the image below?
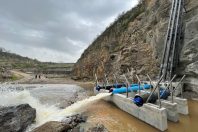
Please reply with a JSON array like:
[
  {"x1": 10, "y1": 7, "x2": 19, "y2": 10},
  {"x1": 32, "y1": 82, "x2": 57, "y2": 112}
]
[{"x1": 159, "y1": 0, "x2": 185, "y2": 81}]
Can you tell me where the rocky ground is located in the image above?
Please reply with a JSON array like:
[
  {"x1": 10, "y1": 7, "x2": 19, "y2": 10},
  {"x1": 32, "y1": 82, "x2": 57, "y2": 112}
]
[
  {"x1": 0, "y1": 104, "x2": 36, "y2": 132},
  {"x1": 0, "y1": 103, "x2": 108, "y2": 132},
  {"x1": 33, "y1": 116, "x2": 108, "y2": 132},
  {"x1": 33, "y1": 114, "x2": 87, "y2": 132},
  {"x1": 0, "y1": 70, "x2": 108, "y2": 132}
]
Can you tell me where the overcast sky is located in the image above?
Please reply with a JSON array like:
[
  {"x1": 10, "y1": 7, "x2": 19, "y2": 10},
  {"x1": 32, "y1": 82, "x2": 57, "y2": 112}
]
[{"x1": 0, "y1": 0, "x2": 138, "y2": 63}]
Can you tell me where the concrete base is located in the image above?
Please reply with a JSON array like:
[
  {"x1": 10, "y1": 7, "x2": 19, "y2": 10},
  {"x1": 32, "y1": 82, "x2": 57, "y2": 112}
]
[
  {"x1": 167, "y1": 96, "x2": 189, "y2": 115},
  {"x1": 104, "y1": 94, "x2": 168, "y2": 131},
  {"x1": 156, "y1": 100, "x2": 179, "y2": 122}
]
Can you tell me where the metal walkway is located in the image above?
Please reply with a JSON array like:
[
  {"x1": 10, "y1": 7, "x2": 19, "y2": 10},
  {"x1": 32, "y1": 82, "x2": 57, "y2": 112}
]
[{"x1": 159, "y1": 0, "x2": 185, "y2": 81}]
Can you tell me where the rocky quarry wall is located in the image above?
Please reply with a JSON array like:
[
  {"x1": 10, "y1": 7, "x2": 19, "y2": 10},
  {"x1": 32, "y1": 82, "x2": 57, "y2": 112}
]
[{"x1": 72, "y1": 0, "x2": 198, "y2": 98}]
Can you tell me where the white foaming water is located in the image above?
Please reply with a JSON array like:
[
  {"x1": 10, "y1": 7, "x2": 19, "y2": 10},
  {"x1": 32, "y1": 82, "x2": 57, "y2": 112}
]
[
  {"x1": 0, "y1": 89, "x2": 60, "y2": 126},
  {"x1": 59, "y1": 92, "x2": 111, "y2": 115},
  {"x1": 0, "y1": 85, "x2": 110, "y2": 130}
]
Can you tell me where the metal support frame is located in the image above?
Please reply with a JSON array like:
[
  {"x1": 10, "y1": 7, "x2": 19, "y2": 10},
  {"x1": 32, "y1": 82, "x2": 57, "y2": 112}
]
[
  {"x1": 128, "y1": 68, "x2": 135, "y2": 84},
  {"x1": 145, "y1": 74, "x2": 176, "y2": 108},
  {"x1": 146, "y1": 75, "x2": 164, "y2": 108},
  {"x1": 160, "y1": 74, "x2": 177, "y2": 101},
  {"x1": 136, "y1": 75, "x2": 142, "y2": 95},
  {"x1": 95, "y1": 73, "x2": 98, "y2": 87},
  {"x1": 124, "y1": 74, "x2": 130, "y2": 98},
  {"x1": 170, "y1": 82, "x2": 174, "y2": 103},
  {"x1": 105, "y1": 74, "x2": 109, "y2": 85},
  {"x1": 104, "y1": 74, "x2": 109, "y2": 89},
  {"x1": 157, "y1": 84, "x2": 161, "y2": 108},
  {"x1": 113, "y1": 74, "x2": 118, "y2": 87},
  {"x1": 173, "y1": 75, "x2": 186, "y2": 98},
  {"x1": 147, "y1": 74, "x2": 155, "y2": 92}
]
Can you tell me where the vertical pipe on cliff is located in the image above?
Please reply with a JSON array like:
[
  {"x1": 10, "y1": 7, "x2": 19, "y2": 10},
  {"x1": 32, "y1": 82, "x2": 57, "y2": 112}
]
[
  {"x1": 160, "y1": 0, "x2": 178, "y2": 80},
  {"x1": 163, "y1": 0, "x2": 179, "y2": 80},
  {"x1": 170, "y1": 0, "x2": 183, "y2": 79}
]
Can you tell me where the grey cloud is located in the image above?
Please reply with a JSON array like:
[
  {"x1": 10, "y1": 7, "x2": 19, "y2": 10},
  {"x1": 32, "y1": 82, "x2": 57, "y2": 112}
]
[{"x1": 0, "y1": 0, "x2": 138, "y2": 62}]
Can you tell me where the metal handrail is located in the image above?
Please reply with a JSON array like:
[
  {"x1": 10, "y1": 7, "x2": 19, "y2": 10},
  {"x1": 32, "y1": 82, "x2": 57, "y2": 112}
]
[
  {"x1": 160, "y1": 74, "x2": 177, "y2": 98},
  {"x1": 113, "y1": 74, "x2": 118, "y2": 86},
  {"x1": 124, "y1": 74, "x2": 130, "y2": 98},
  {"x1": 173, "y1": 75, "x2": 186, "y2": 98},
  {"x1": 95, "y1": 73, "x2": 98, "y2": 87},
  {"x1": 146, "y1": 74, "x2": 164, "y2": 104},
  {"x1": 136, "y1": 75, "x2": 142, "y2": 95},
  {"x1": 147, "y1": 74, "x2": 155, "y2": 92},
  {"x1": 104, "y1": 74, "x2": 109, "y2": 89}
]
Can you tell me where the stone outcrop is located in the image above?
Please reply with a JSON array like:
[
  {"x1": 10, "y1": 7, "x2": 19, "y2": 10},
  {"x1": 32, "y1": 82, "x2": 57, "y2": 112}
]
[
  {"x1": 72, "y1": 0, "x2": 198, "y2": 97},
  {"x1": 178, "y1": 0, "x2": 198, "y2": 98},
  {"x1": 33, "y1": 114, "x2": 87, "y2": 132},
  {"x1": 0, "y1": 104, "x2": 36, "y2": 132},
  {"x1": 32, "y1": 121, "x2": 71, "y2": 132},
  {"x1": 73, "y1": 0, "x2": 161, "y2": 80},
  {"x1": 88, "y1": 124, "x2": 109, "y2": 132}
]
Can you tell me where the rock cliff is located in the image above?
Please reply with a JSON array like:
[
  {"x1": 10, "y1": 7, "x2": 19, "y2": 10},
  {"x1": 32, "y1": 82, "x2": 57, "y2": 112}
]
[{"x1": 73, "y1": 0, "x2": 198, "y2": 97}]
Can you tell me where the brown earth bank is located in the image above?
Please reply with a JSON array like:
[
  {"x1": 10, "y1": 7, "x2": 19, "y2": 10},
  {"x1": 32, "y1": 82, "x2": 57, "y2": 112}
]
[
  {"x1": 0, "y1": 104, "x2": 108, "y2": 132},
  {"x1": 0, "y1": 71, "x2": 107, "y2": 132},
  {"x1": 72, "y1": 0, "x2": 198, "y2": 98},
  {"x1": 33, "y1": 117, "x2": 108, "y2": 132},
  {"x1": 5, "y1": 70, "x2": 95, "y2": 93}
]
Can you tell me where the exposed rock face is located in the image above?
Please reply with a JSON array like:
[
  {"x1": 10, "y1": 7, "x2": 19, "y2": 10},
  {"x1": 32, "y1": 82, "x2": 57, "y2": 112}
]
[
  {"x1": 73, "y1": 0, "x2": 161, "y2": 80},
  {"x1": 61, "y1": 114, "x2": 87, "y2": 127},
  {"x1": 88, "y1": 124, "x2": 109, "y2": 132},
  {"x1": 72, "y1": 0, "x2": 198, "y2": 97},
  {"x1": 33, "y1": 114, "x2": 87, "y2": 132},
  {"x1": 178, "y1": 0, "x2": 198, "y2": 98},
  {"x1": 0, "y1": 104, "x2": 36, "y2": 132},
  {"x1": 32, "y1": 121, "x2": 71, "y2": 132}
]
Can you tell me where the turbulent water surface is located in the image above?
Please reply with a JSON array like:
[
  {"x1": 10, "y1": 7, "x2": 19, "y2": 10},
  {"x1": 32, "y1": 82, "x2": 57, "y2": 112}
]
[
  {"x1": 0, "y1": 84, "x2": 110, "y2": 130},
  {"x1": 85, "y1": 99, "x2": 198, "y2": 132},
  {"x1": 0, "y1": 84, "x2": 198, "y2": 132}
]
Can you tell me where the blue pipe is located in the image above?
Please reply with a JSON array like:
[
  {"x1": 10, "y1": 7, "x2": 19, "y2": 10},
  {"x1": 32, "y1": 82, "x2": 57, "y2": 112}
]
[
  {"x1": 133, "y1": 88, "x2": 170, "y2": 107},
  {"x1": 96, "y1": 83, "x2": 126, "y2": 91},
  {"x1": 112, "y1": 84, "x2": 152, "y2": 94}
]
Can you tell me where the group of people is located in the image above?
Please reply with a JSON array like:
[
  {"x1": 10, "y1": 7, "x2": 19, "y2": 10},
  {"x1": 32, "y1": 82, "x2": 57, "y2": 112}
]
[{"x1": 35, "y1": 74, "x2": 41, "y2": 79}]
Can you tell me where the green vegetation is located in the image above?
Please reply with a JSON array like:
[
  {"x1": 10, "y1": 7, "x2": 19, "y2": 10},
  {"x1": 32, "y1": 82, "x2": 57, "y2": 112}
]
[
  {"x1": 88, "y1": 1, "x2": 146, "y2": 53},
  {"x1": 0, "y1": 48, "x2": 74, "y2": 73},
  {"x1": 11, "y1": 74, "x2": 22, "y2": 81},
  {"x1": 101, "y1": 1, "x2": 145, "y2": 37}
]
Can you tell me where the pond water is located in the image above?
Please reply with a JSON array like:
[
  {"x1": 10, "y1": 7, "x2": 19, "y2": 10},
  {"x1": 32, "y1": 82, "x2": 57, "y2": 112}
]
[
  {"x1": 0, "y1": 84, "x2": 198, "y2": 132},
  {"x1": 85, "y1": 99, "x2": 198, "y2": 132}
]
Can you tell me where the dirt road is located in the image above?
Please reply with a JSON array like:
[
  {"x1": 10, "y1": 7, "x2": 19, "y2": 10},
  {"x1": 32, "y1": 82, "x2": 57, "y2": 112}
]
[{"x1": 10, "y1": 70, "x2": 94, "y2": 91}]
